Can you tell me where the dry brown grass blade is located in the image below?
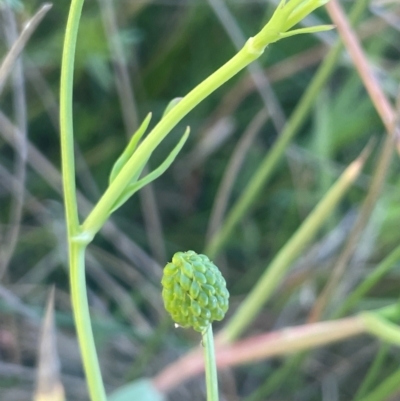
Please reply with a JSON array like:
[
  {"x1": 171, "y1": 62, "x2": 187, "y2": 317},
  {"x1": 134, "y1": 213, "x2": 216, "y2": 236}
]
[
  {"x1": 153, "y1": 316, "x2": 367, "y2": 393},
  {"x1": 0, "y1": 4, "x2": 28, "y2": 279},
  {"x1": 196, "y1": 10, "x2": 393, "y2": 148},
  {"x1": 0, "y1": 3, "x2": 52, "y2": 95},
  {"x1": 308, "y1": 135, "x2": 394, "y2": 323},
  {"x1": 306, "y1": 2, "x2": 400, "y2": 322},
  {"x1": 33, "y1": 287, "x2": 65, "y2": 401},
  {"x1": 326, "y1": 1, "x2": 397, "y2": 143}
]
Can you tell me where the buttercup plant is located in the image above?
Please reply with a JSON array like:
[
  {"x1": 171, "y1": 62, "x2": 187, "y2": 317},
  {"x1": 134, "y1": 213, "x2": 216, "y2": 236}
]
[
  {"x1": 162, "y1": 251, "x2": 229, "y2": 401},
  {"x1": 60, "y1": 0, "x2": 333, "y2": 400}
]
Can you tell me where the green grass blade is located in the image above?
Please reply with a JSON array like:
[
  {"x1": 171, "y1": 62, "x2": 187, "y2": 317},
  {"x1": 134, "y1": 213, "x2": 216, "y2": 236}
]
[
  {"x1": 333, "y1": 243, "x2": 400, "y2": 318},
  {"x1": 220, "y1": 147, "x2": 370, "y2": 342}
]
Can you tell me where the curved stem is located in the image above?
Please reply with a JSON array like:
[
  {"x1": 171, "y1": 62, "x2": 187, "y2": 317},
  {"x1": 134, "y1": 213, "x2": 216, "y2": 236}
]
[
  {"x1": 60, "y1": 0, "x2": 81, "y2": 233},
  {"x1": 82, "y1": 40, "x2": 261, "y2": 237},
  {"x1": 60, "y1": 0, "x2": 107, "y2": 399},
  {"x1": 203, "y1": 325, "x2": 219, "y2": 401}
]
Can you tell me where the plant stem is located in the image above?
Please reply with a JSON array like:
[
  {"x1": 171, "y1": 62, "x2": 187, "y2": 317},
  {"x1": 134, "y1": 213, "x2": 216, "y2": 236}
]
[
  {"x1": 69, "y1": 243, "x2": 107, "y2": 401},
  {"x1": 205, "y1": 0, "x2": 370, "y2": 259},
  {"x1": 82, "y1": 39, "x2": 262, "y2": 238},
  {"x1": 60, "y1": 0, "x2": 107, "y2": 399},
  {"x1": 60, "y1": 0, "x2": 82, "y2": 234},
  {"x1": 203, "y1": 325, "x2": 219, "y2": 401}
]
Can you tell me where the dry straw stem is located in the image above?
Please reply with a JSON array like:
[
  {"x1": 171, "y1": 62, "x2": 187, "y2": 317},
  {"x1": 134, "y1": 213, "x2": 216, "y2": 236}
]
[
  {"x1": 309, "y1": 88, "x2": 400, "y2": 323},
  {"x1": 0, "y1": 4, "x2": 52, "y2": 279},
  {"x1": 153, "y1": 315, "x2": 366, "y2": 393},
  {"x1": 0, "y1": 5, "x2": 26, "y2": 279},
  {"x1": 326, "y1": 0, "x2": 398, "y2": 146},
  {"x1": 34, "y1": 288, "x2": 65, "y2": 401},
  {"x1": 0, "y1": 3, "x2": 52, "y2": 95}
]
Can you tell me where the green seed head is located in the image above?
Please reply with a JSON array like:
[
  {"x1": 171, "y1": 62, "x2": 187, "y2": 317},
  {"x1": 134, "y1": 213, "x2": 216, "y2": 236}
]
[{"x1": 161, "y1": 251, "x2": 229, "y2": 333}]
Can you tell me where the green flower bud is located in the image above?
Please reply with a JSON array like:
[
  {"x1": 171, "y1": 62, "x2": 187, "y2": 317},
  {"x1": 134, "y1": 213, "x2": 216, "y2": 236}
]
[{"x1": 161, "y1": 251, "x2": 230, "y2": 333}]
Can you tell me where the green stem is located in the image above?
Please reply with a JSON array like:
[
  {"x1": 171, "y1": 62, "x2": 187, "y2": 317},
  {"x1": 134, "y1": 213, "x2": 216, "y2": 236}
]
[
  {"x1": 82, "y1": 39, "x2": 263, "y2": 237},
  {"x1": 60, "y1": 0, "x2": 82, "y2": 233},
  {"x1": 69, "y1": 243, "x2": 107, "y2": 401},
  {"x1": 60, "y1": 0, "x2": 107, "y2": 399},
  {"x1": 205, "y1": 0, "x2": 370, "y2": 258},
  {"x1": 203, "y1": 325, "x2": 219, "y2": 401}
]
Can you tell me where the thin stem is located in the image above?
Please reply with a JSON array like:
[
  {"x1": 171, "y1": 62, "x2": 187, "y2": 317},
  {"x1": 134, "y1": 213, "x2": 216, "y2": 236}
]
[
  {"x1": 326, "y1": 0, "x2": 395, "y2": 132},
  {"x1": 60, "y1": 0, "x2": 107, "y2": 400},
  {"x1": 60, "y1": 0, "x2": 81, "y2": 233},
  {"x1": 69, "y1": 243, "x2": 106, "y2": 401},
  {"x1": 203, "y1": 325, "x2": 219, "y2": 401},
  {"x1": 205, "y1": 0, "x2": 370, "y2": 259},
  {"x1": 82, "y1": 40, "x2": 261, "y2": 237}
]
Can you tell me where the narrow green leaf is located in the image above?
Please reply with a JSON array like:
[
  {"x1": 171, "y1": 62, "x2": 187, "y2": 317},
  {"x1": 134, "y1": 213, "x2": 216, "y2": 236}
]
[
  {"x1": 220, "y1": 146, "x2": 371, "y2": 343},
  {"x1": 334, "y1": 244, "x2": 400, "y2": 318},
  {"x1": 109, "y1": 113, "x2": 152, "y2": 184},
  {"x1": 284, "y1": 0, "x2": 331, "y2": 31},
  {"x1": 280, "y1": 25, "x2": 335, "y2": 39},
  {"x1": 357, "y1": 369, "x2": 400, "y2": 401},
  {"x1": 109, "y1": 127, "x2": 190, "y2": 213}
]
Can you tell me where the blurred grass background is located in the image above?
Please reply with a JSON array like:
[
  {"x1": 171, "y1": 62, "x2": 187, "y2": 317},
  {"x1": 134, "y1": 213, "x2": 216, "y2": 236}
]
[{"x1": 0, "y1": 0, "x2": 400, "y2": 400}]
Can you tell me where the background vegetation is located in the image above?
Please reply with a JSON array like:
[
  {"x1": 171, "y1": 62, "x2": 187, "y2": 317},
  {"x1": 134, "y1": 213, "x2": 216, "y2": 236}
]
[{"x1": 0, "y1": 0, "x2": 400, "y2": 400}]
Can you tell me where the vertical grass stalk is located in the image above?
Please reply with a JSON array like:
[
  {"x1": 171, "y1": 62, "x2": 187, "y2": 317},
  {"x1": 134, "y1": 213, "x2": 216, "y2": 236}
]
[{"x1": 60, "y1": 0, "x2": 107, "y2": 399}]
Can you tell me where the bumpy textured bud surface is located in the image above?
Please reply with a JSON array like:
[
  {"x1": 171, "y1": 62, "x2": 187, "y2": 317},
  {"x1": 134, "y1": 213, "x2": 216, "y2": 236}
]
[{"x1": 162, "y1": 251, "x2": 229, "y2": 333}]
